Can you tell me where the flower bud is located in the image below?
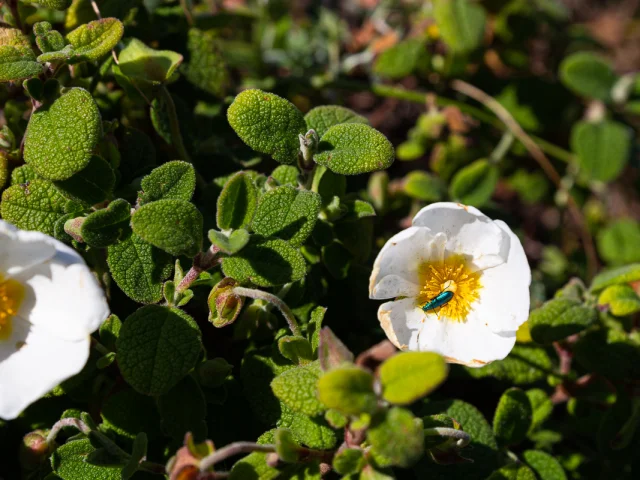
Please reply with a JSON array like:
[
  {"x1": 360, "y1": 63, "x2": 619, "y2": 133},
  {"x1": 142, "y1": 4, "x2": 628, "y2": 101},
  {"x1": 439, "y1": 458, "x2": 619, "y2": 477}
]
[
  {"x1": 208, "y1": 278, "x2": 243, "y2": 328},
  {"x1": 166, "y1": 433, "x2": 216, "y2": 480},
  {"x1": 19, "y1": 430, "x2": 52, "y2": 470}
]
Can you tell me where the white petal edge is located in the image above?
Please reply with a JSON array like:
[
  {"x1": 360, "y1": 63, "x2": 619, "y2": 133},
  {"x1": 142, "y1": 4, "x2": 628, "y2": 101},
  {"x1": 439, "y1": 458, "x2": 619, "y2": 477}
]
[
  {"x1": 378, "y1": 297, "x2": 517, "y2": 367},
  {"x1": 369, "y1": 227, "x2": 447, "y2": 299},
  {"x1": 0, "y1": 221, "x2": 56, "y2": 278},
  {"x1": 15, "y1": 241, "x2": 110, "y2": 342},
  {"x1": 0, "y1": 321, "x2": 90, "y2": 420},
  {"x1": 412, "y1": 202, "x2": 510, "y2": 270}
]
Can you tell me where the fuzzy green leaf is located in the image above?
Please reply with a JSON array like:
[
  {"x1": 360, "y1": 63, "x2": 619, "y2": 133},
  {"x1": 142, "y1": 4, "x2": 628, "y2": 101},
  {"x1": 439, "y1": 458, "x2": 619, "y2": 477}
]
[
  {"x1": 379, "y1": 352, "x2": 447, "y2": 405},
  {"x1": 216, "y1": 171, "x2": 258, "y2": 230},
  {"x1": 368, "y1": 407, "x2": 424, "y2": 468},
  {"x1": 24, "y1": 0, "x2": 72, "y2": 9},
  {"x1": 51, "y1": 439, "x2": 122, "y2": 480},
  {"x1": 131, "y1": 199, "x2": 203, "y2": 257},
  {"x1": 271, "y1": 165, "x2": 299, "y2": 186},
  {"x1": 23, "y1": 87, "x2": 102, "y2": 181},
  {"x1": 304, "y1": 106, "x2": 368, "y2": 138},
  {"x1": 0, "y1": 179, "x2": 67, "y2": 235},
  {"x1": 560, "y1": 52, "x2": 617, "y2": 102},
  {"x1": 433, "y1": 0, "x2": 487, "y2": 53},
  {"x1": 528, "y1": 299, "x2": 597, "y2": 344},
  {"x1": 118, "y1": 38, "x2": 183, "y2": 84},
  {"x1": 374, "y1": 38, "x2": 427, "y2": 79},
  {"x1": 139, "y1": 160, "x2": 196, "y2": 204},
  {"x1": 316, "y1": 365, "x2": 377, "y2": 415},
  {"x1": 333, "y1": 448, "x2": 366, "y2": 475},
  {"x1": 493, "y1": 388, "x2": 532, "y2": 446},
  {"x1": 227, "y1": 89, "x2": 307, "y2": 164},
  {"x1": 278, "y1": 405, "x2": 337, "y2": 450},
  {"x1": 119, "y1": 127, "x2": 157, "y2": 183},
  {"x1": 99, "y1": 314, "x2": 122, "y2": 351},
  {"x1": 598, "y1": 284, "x2": 640, "y2": 316},
  {"x1": 403, "y1": 170, "x2": 445, "y2": 201},
  {"x1": 116, "y1": 305, "x2": 202, "y2": 396},
  {"x1": 184, "y1": 28, "x2": 229, "y2": 97},
  {"x1": 596, "y1": 219, "x2": 640, "y2": 265},
  {"x1": 278, "y1": 335, "x2": 314, "y2": 364},
  {"x1": 34, "y1": 22, "x2": 66, "y2": 53},
  {"x1": 571, "y1": 120, "x2": 631, "y2": 182},
  {"x1": 0, "y1": 46, "x2": 43, "y2": 82},
  {"x1": 158, "y1": 375, "x2": 208, "y2": 441},
  {"x1": 101, "y1": 389, "x2": 162, "y2": 440},
  {"x1": 208, "y1": 228, "x2": 250, "y2": 255},
  {"x1": 312, "y1": 165, "x2": 346, "y2": 205},
  {"x1": 487, "y1": 465, "x2": 537, "y2": 480},
  {"x1": 10, "y1": 165, "x2": 37, "y2": 185},
  {"x1": 271, "y1": 361, "x2": 325, "y2": 417},
  {"x1": 315, "y1": 123, "x2": 395, "y2": 175},
  {"x1": 82, "y1": 198, "x2": 131, "y2": 248},
  {"x1": 450, "y1": 159, "x2": 498, "y2": 207},
  {"x1": 66, "y1": 18, "x2": 124, "y2": 63},
  {"x1": 221, "y1": 237, "x2": 306, "y2": 287},
  {"x1": 526, "y1": 388, "x2": 553, "y2": 432},
  {"x1": 464, "y1": 344, "x2": 553, "y2": 385},
  {"x1": 107, "y1": 231, "x2": 173, "y2": 304},
  {"x1": 252, "y1": 185, "x2": 321, "y2": 246},
  {"x1": 590, "y1": 264, "x2": 640, "y2": 292},
  {"x1": 523, "y1": 450, "x2": 567, "y2": 480},
  {"x1": 53, "y1": 155, "x2": 115, "y2": 206}
]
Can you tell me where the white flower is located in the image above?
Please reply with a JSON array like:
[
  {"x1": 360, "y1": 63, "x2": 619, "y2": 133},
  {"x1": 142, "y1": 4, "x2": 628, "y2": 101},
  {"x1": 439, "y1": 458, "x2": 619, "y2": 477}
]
[
  {"x1": 369, "y1": 202, "x2": 531, "y2": 367},
  {"x1": 0, "y1": 221, "x2": 109, "y2": 420}
]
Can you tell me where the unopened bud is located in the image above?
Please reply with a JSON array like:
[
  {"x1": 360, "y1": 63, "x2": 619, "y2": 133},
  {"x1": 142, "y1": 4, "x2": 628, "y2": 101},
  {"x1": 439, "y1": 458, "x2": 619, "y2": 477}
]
[
  {"x1": 19, "y1": 430, "x2": 52, "y2": 470},
  {"x1": 166, "y1": 433, "x2": 215, "y2": 480},
  {"x1": 208, "y1": 278, "x2": 243, "y2": 327},
  {"x1": 64, "y1": 217, "x2": 85, "y2": 243}
]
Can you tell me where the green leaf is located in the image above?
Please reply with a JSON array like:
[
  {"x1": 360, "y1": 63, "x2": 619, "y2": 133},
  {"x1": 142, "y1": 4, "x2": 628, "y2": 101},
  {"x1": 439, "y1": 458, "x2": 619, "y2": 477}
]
[
  {"x1": 315, "y1": 123, "x2": 394, "y2": 175},
  {"x1": 66, "y1": 18, "x2": 124, "y2": 63},
  {"x1": 100, "y1": 389, "x2": 162, "y2": 440},
  {"x1": 116, "y1": 305, "x2": 202, "y2": 396},
  {"x1": 560, "y1": 52, "x2": 617, "y2": 102},
  {"x1": 278, "y1": 335, "x2": 314, "y2": 364},
  {"x1": 570, "y1": 120, "x2": 631, "y2": 182},
  {"x1": 450, "y1": 159, "x2": 498, "y2": 207},
  {"x1": 82, "y1": 199, "x2": 131, "y2": 248},
  {"x1": 158, "y1": 375, "x2": 208, "y2": 441},
  {"x1": 216, "y1": 171, "x2": 258, "y2": 230},
  {"x1": 34, "y1": 22, "x2": 65, "y2": 53},
  {"x1": 121, "y1": 433, "x2": 147, "y2": 480},
  {"x1": 118, "y1": 127, "x2": 157, "y2": 183},
  {"x1": 311, "y1": 165, "x2": 347, "y2": 206},
  {"x1": 596, "y1": 219, "x2": 640, "y2": 265},
  {"x1": 523, "y1": 450, "x2": 567, "y2": 480},
  {"x1": 24, "y1": 87, "x2": 102, "y2": 181},
  {"x1": 99, "y1": 314, "x2": 122, "y2": 351},
  {"x1": 53, "y1": 155, "x2": 115, "y2": 206},
  {"x1": 251, "y1": 185, "x2": 321, "y2": 246},
  {"x1": 208, "y1": 228, "x2": 250, "y2": 255},
  {"x1": 0, "y1": 46, "x2": 42, "y2": 82},
  {"x1": 221, "y1": 237, "x2": 306, "y2": 287},
  {"x1": 308, "y1": 306, "x2": 326, "y2": 354},
  {"x1": 316, "y1": 365, "x2": 377, "y2": 415},
  {"x1": 1, "y1": 179, "x2": 67, "y2": 235},
  {"x1": 433, "y1": 0, "x2": 487, "y2": 53},
  {"x1": 374, "y1": 38, "x2": 427, "y2": 79},
  {"x1": 598, "y1": 284, "x2": 640, "y2": 316},
  {"x1": 275, "y1": 428, "x2": 304, "y2": 462},
  {"x1": 493, "y1": 388, "x2": 532, "y2": 446},
  {"x1": 526, "y1": 388, "x2": 553, "y2": 432},
  {"x1": 333, "y1": 448, "x2": 366, "y2": 475},
  {"x1": 487, "y1": 464, "x2": 537, "y2": 480},
  {"x1": 573, "y1": 328, "x2": 640, "y2": 381},
  {"x1": 379, "y1": 352, "x2": 448, "y2": 405},
  {"x1": 197, "y1": 358, "x2": 233, "y2": 388},
  {"x1": 278, "y1": 406, "x2": 337, "y2": 450},
  {"x1": 139, "y1": 160, "x2": 196, "y2": 204},
  {"x1": 37, "y1": 45, "x2": 74, "y2": 63},
  {"x1": 11, "y1": 164, "x2": 37, "y2": 185},
  {"x1": 107, "y1": 231, "x2": 173, "y2": 304},
  {"x1": 368, "y1": 407, "x2": 424, "y2": 468},
  {"x1": 51, "y1": 439, "x2": 122, "y2": 480},
  {"x1": 118, "y1": 38, "x2": 183, "y2": 84},
  {"x1": 403, "y1": 170, "x2": 445, "y2": 201},
  {"x1": 271, "y1": 361, "x2": 325, "y2": 417},
  {"x1": 464, "y1": 344, "x2": 554, "y2": 385},
  {"x1": 271, "y1": 165, "x2": 299, "y2": 186},
  {"x1": 304, "y1": 106, "x2": 368, "y2": 138},
  {"x1": 25, "y1": 0, "x2": 72, "y2": 9},
  {"x1": 184, "y1": 28, "x2": 229, "y2": 97},
  {"x1": 590, "y1": 263, "x2": 640, "y2": 292},
  {"x1": 528, "y1": 298, "x2": 597, "y2": 344},
  {"x1": 131, "y1": 199, "x2": 203, "y2": 257},
  {"x1": 227, "y1": 89, "x2": 307, "y2": 164}
]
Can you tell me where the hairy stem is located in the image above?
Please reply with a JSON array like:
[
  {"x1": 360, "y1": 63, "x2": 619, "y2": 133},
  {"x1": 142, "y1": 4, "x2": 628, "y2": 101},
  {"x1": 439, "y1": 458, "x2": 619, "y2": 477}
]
[
  {"x1": 199, "y1": 442, "x2": 276, "y2": 472},
  {"x1": 46, "y1": 418, "x2": 91, "y2": 444},
  {"x1": 232, "y1": 286, "x2": 302, "y2": 336},
  {"x1": 424, "y1": 427, "x2": 471, "y2": 448}
]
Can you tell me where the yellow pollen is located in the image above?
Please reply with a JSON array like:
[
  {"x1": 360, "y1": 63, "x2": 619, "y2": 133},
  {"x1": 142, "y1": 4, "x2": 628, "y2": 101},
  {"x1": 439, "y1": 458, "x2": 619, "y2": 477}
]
[
  {"x1": 416, "y1": 254, "x2": 482, "y2": 322},
  {"x1": 0, "y1": 274, "x2": 25, "y2": 341}
]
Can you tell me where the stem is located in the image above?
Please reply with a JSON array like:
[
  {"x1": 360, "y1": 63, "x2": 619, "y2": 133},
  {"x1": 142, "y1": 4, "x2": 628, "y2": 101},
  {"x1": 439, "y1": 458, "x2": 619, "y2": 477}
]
[
  {"x1": 176, "y1": 264, "x2": 202, "y2": 293},
  {"x1": 90, "y1": 0, "x2": 102, "y2": 19},
  {"x1": 91, "y1": 338, "x2": 111, "y2": 356},
  {"x1": 46, "y1": 418, "x2": 91, "y2": 444},
  {"x1": 489, "y1": 131, "x2": 515, "y2": 163},
  {"x1": 7, "y1": 0, "x2": 24, "y2": 33},
  {"x1": 424, "y1": 427, "x2": 471, "y2": 448},
  {"x1": 180, "y1": 0, "x2": 194, "y2": 25},
  {"x1": 232, "y1": 286, "x2": 302, "y2": 336},
  {"x1": 139, "y1": 461, "x2": 167, "y2": 475},
  {"x1": 199, "y1": 442, "x2": 276, "y2": 472},
  {"x1": 450, "y1": 79, "x2": 598, "y2": 280}
]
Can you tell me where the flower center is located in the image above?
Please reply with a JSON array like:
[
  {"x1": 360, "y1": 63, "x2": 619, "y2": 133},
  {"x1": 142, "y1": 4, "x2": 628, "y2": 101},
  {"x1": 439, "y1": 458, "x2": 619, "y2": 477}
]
[
  {"x1": 0, "y1": 274, "x2": 25, "y2": 341},
  {"x1": 416, "y1": 254, "x2": 481, "y2": 322}
]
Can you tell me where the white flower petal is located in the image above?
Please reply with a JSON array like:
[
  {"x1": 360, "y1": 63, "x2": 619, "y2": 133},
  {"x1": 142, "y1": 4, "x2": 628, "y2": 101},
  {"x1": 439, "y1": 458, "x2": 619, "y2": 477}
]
[
  {"x1": 412, "y1": 203, "x2": 509, "y2": 270},
  {"x1": 0, "y1": 322, "x2": 89, "y2": 420},
  {"x1": 378, "y1": 298, "x2": 424, "y2": 350},
  {"x1": 369, "y1": 227, "x2": 446, "y2": 299},
  {"x1": 0, "y1": 221, "x2": 56, "y2": 277},
  {"x1": 474, "y1": 220, "x2": 531, "y2": 333},
  {"x1": 15, "y1": 242, "x2": 110, "y2": 341}
]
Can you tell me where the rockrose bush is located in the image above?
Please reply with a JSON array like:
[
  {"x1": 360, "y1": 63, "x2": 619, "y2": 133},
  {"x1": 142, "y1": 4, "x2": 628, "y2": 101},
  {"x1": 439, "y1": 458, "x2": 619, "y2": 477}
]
[{"x1": 0, "y1": 1, "x2": 639, "y2": 479}]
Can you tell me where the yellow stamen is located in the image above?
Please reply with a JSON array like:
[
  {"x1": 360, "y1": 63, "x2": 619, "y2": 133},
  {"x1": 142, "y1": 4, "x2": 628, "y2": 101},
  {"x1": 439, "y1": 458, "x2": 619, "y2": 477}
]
[
  {"x1": 0, "y1": 274, "x2": 25, "y2": 340},
  {"x1": 416, "y1": 254, "x2": 481, "y2": 322}
]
